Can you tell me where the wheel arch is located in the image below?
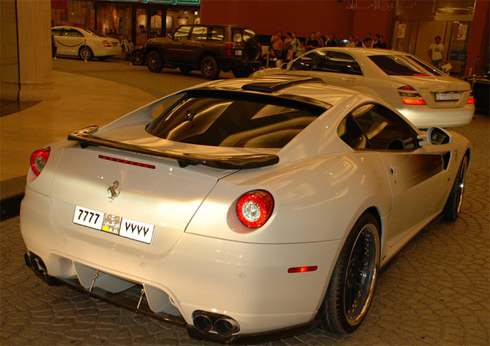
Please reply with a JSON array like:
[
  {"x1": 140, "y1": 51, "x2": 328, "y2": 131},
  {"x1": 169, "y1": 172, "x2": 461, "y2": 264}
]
[
  {"x1": 78, "y1": 45, "x2": 93, "y2": 57},
  {"x1": 199, "y1": 52, "x2": 219, "y2": 65}
]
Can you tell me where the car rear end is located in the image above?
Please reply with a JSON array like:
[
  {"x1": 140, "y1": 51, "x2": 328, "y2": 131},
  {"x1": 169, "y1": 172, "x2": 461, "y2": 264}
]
[
  {"x1": 20, "y1": 77, "x2": 343, "y2": 341},
  {"x1": 85, "y1": 29, "x2": 122, "y2": 57},
  {"x1": 368, "y1": 53, "x2": 474, "y2": 128},
  {"x1": 219, "y1": 26, "x2": 261, "y2": 75}
]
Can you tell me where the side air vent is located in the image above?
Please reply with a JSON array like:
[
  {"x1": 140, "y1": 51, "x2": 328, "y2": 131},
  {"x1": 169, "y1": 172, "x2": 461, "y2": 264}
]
[{"x1": 242, "y1": 75, "x2": 324, "y2": 93}]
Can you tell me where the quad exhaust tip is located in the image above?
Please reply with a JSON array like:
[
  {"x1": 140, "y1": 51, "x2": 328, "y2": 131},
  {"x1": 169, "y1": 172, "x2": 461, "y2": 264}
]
[{"x1": 193, "y1": 311, "x2": 240, "y2": 336}]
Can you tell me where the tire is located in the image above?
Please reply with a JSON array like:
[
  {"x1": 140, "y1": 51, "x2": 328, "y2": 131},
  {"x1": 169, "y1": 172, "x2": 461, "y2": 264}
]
[
  {"x1": 443, "y1": 155, "x2": 468, "y2": 221},
  {"x1": 317, "y1": 213, "x2": 380, "y2": 334},
  {"x1": 79, "y1": 46, "x2": 93, "y2": 61},
  {"x1": 232, "y1": 66, "x2": 251, "y2": 78},
  {"x1": 131, "y1": 50, "x2": 144, "y2": 65},
  {"x1": 146, "y1": 50, "x2": 163, "y2": 73},
  {"x1": 200, "y1": 56, "x2": 220, "y2": 80}
]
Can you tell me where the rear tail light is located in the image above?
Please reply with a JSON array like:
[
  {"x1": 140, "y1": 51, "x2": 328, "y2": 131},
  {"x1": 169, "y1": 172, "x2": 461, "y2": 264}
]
[
  {"x1": 466, "y1": 96, "x2": 475, "y2": 104},
  {"x1": 225, "y1": 43, "x2": 233, "y2": 57},
  {"x1": 30, "y1": 148, "x2": 50, "y2": 177},
  {"x1": 102, "y1": 40, "x2": 111, "y2": 48},
  {"x1": 236, "y1": 190, "x2": 274, "y2": 229},
  {"x1": 402, "y1": 98, "x2": 427, "y2": 105},
  {"x1": 398, "y1": 85, "x2": 426, "y2": 105}
]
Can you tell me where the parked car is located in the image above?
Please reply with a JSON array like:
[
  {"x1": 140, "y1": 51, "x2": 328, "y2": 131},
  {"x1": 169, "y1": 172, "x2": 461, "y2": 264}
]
[
  {"x1": 51, "y1": 26, "x2": 122, "y2": 61},
  {"x1": 252, "y1": 47, "x2": 475, "y2": 129},
  {"x1": 21, "y1": 75, "x2": 470, "y2": 343},
  {"x1": 463, "y1": 74, "x2": 489, "y2": 114},
  {"x1": 144, "y1": 24, "x2": 261, "y2": 79}
]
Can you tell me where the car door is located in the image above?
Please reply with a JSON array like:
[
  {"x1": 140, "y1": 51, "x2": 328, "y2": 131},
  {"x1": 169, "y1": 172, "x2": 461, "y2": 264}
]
[
  {"x1": 57, "y1": 28, "x2": 85, "y2": 56},
  {"x1": 340, "y1": 103, "x2": 444, "y2": 248},
  {"x1": 164, "y1": 25, "x2": 192, "y2": 63},
  {"x1": 290, "y1": 50, "x2": 363, "y2": 89}
]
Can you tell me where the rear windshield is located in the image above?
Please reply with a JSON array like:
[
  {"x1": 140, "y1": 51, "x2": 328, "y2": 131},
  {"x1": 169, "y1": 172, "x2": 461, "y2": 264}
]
[
  {"x1": 85, "y1": 29, "x2": 108, "y2": 37},
  {"x1": 146, "y1": 91, "x2": 326, "y2": 148},
  {"x1": 369, "y1": 55, "x2": 445, "y2": 76}
]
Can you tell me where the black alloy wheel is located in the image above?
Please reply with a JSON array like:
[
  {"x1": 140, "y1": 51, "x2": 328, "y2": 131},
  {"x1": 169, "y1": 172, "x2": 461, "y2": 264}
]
[
  {"x1": 444, "y1": 155, "x2": 469, "y2": 221},
  {"x1": 146, "y1": 50, "x2": 163, "y2": 73},
  {"x1": 200, "y1": 56, "x2": 220, "y2": 80},
  {"x1": 317, "y1": 213, "x2": 380, "y2": 333}
]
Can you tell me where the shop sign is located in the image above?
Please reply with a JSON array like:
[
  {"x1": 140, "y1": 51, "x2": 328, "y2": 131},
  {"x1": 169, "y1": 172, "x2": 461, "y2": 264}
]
[
  {"x1": 397, "y1": 24, "x2": 406, "y2": 39},
  {"x1": 457, "y1": 24, "x2": 468, "y2": 41},
  {"x1": 449, "y1": 51, "x2": 467, "y2": 61}
]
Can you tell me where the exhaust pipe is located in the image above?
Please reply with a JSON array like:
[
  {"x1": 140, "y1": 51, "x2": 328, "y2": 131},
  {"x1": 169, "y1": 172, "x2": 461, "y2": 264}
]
[
  {"x1": 193, "y1": 313, "x2": 213, "y2": 333},
  {"x1": 24, "y1": 253, "x2": 57, "y2": 286},
  {"x1": 214, "y1": 317, "x2": 240, "y2": 336}
]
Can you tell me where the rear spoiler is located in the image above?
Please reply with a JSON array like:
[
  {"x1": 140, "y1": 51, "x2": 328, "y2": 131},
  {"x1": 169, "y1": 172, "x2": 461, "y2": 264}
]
[{"x1": 68, "y1": 126, "x2": 279, "y2": 169}]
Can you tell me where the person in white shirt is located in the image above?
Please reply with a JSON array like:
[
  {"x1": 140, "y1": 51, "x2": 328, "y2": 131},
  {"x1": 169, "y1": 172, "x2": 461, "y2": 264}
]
[{"x1": 428, "y1": 36, "x2": 446, "y2": 69}]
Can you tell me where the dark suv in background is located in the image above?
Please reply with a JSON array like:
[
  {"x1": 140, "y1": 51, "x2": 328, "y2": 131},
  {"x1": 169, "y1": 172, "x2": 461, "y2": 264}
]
[{"x1": 144, "y1": 24, "x2": 261, "y2": 79}]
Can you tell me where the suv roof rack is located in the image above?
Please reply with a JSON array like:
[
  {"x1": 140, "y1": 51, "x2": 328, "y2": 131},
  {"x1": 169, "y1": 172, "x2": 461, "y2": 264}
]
[{"x1": 242, "y1": 75, "x2": 324, "y2": 93}]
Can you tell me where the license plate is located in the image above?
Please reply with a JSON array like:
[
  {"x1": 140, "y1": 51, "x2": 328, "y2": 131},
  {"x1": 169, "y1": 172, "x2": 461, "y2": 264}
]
[
  {"x1": 435, "y1": 92, "x2": 459, "y2": 101},
  {"x1": 73, "y1": 206, "x2": 155, "y2": 244},
  {"x1": 235, "y1": 49, "x2": 242, "y2": 56}
]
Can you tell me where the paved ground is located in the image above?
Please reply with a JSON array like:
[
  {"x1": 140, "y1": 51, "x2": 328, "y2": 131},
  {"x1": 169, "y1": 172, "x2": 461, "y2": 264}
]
[{"x1": 1, "y1": 58, "x2": 489, "y2": 345}]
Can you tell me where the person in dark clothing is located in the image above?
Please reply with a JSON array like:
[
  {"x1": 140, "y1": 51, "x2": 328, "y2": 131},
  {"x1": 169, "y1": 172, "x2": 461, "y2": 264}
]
[
  {"x1": 374, "y1": 35, "x2": 387, "y2": 49},
  {"x1": 305, "y1": 32, "x2": 319, "y2": 51}
]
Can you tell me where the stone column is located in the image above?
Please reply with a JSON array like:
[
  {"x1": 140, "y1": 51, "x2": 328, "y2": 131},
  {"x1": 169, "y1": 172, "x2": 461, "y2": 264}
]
[
  {"x1": 16, "y1": 0, "x2": 59, "y2": 101},
  {"x1": 1, "y1": 0, "x2": 20, "y2": 100}
]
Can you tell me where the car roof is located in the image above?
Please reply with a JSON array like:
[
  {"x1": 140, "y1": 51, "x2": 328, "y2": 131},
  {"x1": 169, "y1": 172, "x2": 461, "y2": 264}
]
[
  {"x1": 313, "y1": 46, "x2": 411, "y2": 57},
  {"x1": 203, "y1": 74, "x2": 368, "y2": 107}
]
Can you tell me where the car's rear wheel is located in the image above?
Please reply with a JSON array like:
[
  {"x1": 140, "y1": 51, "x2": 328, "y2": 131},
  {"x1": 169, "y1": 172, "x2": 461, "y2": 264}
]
[
  {"x1": 443, "y1": 155, "x2": 468, "y2": 221},
  {"x1": 200, "y1": 56, "x2": 220, "y2": 80},
  {"x1": 131, "y1": 50, "x2": 145, "y2": 65},
  {"x1": 317, "y1": 213, "x2": 380, "y2": 333},
  {"x1": 79, "y1": 46, "x2": 93, "y2": 61},
  {"x1": 146, "y1": 50, "x2": 163, "y2": 73}
]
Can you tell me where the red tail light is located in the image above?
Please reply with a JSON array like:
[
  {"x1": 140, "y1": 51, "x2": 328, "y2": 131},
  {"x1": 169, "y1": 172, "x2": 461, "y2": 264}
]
[
  {"x1": 398, "y1": 85, "x2": 416, "y2": 91},
  {"x1": 402, "y1": 98, "x2": 427, "y2": 105},
  {"x1": 412, "y1": 73, "x2": 429, "y2": 76},
  {"x1": 102, "y1": 40, "x2": 111, "y2": 48},
  {"x1": 466, "y1": 97, "x2": 475, "y2": 104},
  {"x1": 398, "y1": 85, "x2": 426, "y2": 105},
  {"x1": 225, "y1": 43, "x2": 233, "y2": 57},
  {"x1": 30, "y1": 148, "x2": 50, "y2": 177},
  {"x1": 236, "y1": 190, "x2": 274, "y2": 228}
]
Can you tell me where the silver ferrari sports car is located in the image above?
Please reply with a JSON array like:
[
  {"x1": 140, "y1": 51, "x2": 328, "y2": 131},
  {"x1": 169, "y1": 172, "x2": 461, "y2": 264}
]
[{"x1": 21, "y1": 75, "x2": 470, "y2": 343}]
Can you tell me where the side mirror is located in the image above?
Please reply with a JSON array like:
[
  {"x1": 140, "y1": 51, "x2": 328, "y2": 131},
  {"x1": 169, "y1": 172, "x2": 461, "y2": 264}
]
[{"x1": 418, "y1": 127, "x2": 452, "y2": 146}]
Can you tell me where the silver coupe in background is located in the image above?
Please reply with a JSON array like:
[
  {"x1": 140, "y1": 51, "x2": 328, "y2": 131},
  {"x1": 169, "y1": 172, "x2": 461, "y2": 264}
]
[{"x1": 252, "y1": 48, "x2": 475, "y2": 129}]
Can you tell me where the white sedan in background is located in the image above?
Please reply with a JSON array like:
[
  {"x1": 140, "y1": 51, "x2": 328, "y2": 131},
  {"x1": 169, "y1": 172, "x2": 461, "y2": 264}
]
[
  {"x1": 21, "y1": 75, "x2": 470, "y2": 343},
  {"x1": 252, "y1": 48, "x2": 474, "y2": 129},
  {"x1": 51, "y1": 26, "x2": 122, "y2": 61}
]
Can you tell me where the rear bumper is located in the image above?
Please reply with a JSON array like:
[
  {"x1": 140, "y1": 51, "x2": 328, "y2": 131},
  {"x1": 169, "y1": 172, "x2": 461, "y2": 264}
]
[
  {"x1": 398, "y1": 104, "x2": 475, "y2": 128},
  {"x1": 218, "y1": 57, "x2": 261, "y2": 71},
  {"x1": 20, "y1": 188, "x2": 340, "y2": 338}
]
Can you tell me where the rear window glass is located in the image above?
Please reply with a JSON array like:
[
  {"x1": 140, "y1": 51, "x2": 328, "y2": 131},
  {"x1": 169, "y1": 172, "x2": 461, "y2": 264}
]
[
  {"x1": 369, "y1": 55, "x2": 444, "y2": 76},
  {"x1": 146, "y1": 91, "x2": 326, "y2": 148}
]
